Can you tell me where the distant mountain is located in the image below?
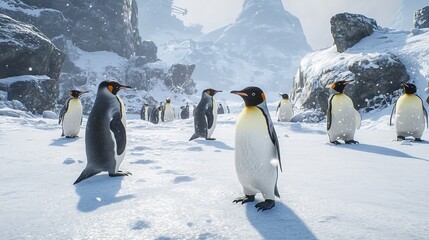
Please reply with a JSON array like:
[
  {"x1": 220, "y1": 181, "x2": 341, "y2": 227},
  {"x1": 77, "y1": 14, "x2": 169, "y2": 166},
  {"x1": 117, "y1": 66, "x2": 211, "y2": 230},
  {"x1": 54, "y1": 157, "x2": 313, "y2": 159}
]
[{"x1": 391, "y1": 0, "x2": 429, "y2": 30}]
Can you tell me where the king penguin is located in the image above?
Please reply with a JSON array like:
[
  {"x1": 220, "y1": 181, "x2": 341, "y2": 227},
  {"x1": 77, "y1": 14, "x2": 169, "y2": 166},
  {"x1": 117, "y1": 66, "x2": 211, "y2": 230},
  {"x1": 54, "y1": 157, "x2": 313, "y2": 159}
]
[
  {"x1": 390, "y1": 83, "x2": 428, "y2": 141},
  {"x1": 74, "y1": 80, "x2": 132, "y2": 185},
  {"x1": 163, "y1": 98, "x2": 175, "y2": 122},
  {"x1": 140, "y1": 103, "x2": 149, "y2": 120},
  {"x1": 276, "y1": 94, "x2": 293, "y2": 122},
  {"x1": 231, "y1": 86, "x2": 282, "y2": 211},
  {"x1": 59, "y1": 90, "x2": 88, "y2": 138},
  {"x1": 327, "y1": 80, "x2": 361, "y2": 145},
  {"x1": 189, "y1": 88, "x2": 222, "y2": 141}
]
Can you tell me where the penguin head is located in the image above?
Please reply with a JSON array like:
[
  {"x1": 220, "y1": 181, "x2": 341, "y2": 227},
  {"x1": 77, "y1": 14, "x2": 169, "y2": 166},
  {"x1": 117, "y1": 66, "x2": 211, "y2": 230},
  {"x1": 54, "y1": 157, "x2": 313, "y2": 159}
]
[
  {"x1": 99, "y1": 80, "x2": 131, "y2": 95},
  {"x1": 166, "y1": 98, "x2": 171, "y2": 103},
  {"x1": 331, "y1": 80, "x2": 353, "y2": 93},
  {"x1": 203, "y1": 89, "x2": 222, "y2": 97},
  {"x1": 69, "y1": 90, "x2": 88, "y2": 98},
  {"x1": 403, "y1": 83, "x2": 417, "y2": 94},
  {"x1": 231, "y1": 86, "x2": 266, "y2": 106},
  {"x1": 280, "y1": 94, "x2": 289, "y2": 100}
]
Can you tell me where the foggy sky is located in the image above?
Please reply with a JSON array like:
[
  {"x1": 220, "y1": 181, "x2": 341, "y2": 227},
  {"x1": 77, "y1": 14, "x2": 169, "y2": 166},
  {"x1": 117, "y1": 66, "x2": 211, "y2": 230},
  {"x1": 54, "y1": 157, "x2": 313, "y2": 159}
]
[{"x1": 174, "y1": 0, "x2": 404, "y2": 50}]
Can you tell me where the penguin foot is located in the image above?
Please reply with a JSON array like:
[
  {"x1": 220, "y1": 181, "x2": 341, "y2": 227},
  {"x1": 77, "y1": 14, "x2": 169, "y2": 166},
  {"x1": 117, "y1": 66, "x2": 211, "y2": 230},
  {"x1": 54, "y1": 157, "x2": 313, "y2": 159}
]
[
  {"x1": 206, "y1": 138, "x2": 216, "y2": 140},
  {"x1": 345, "y1": 140, "x2": 359, "y2": 144},
  {"x1": 109, "y1": 171, "x2": 132, "y2": 177},
  {"x1": 331, "y1": 141, "x2": 341, "y2": 145},
  {"x1": 397, "y1": 136, "x2": 406, "y2": 141},
  {"x1": 233, "y1": 195, "x2": 255, "y2": 204},
  {"x1": 255, "y1": 200, "x2": 275, "y2": 212},
  {"x1": 414, "y1": 138, "x2": 423, "y2": 142}
]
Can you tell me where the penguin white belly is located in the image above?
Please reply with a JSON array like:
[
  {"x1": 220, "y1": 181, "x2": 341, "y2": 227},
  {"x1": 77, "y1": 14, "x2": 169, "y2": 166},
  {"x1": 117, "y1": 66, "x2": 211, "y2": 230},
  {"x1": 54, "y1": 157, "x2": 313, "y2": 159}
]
[
  {"x1": 164, "y1": 104, "x2": 175, "y2": 122},
  {"x1": 328, "y1": 94, "x2": 358, "y2": 142},
  {"x1": 395, "y1": 95, "x2": 425, "y2": 138},
  {"x1": 62, "y1": 99, "x2": 83, "y2": 137},
  {"x1": 144, "y1": 106, "x2": 149, "y2": 121},
  {"x1": 114, "y1": 97, "x2": 127, "y2": 173},
  {"x1": 235, "y1": 107, "x2": 277, "y2": 199},
  {"x1": 207, "y1": 98, "x2": 218, "y2": 138},
  {"x1": 278, "y1": 100, "x2": 293, "y2": 122}
]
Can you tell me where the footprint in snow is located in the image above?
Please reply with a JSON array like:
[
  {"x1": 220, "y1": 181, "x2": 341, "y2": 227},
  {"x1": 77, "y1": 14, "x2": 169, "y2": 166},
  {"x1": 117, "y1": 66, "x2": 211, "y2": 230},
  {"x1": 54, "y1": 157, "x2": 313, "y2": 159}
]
[{"x1": 173, "y1": 176, "x2": 195, "y2": 184}]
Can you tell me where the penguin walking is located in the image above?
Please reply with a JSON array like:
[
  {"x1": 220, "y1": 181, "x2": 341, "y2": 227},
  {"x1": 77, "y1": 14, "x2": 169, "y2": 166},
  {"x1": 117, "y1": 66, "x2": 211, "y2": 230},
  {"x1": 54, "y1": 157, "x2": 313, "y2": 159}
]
[
  {"x1": 180, "y1": 104, "x2": 190, "y2": 119},
  {"x1": 276, "y1": 94, "x2": 293, "y2": 122},
  {"x1": 59, "y1": 90, "x2": 88, "y2": 138},
  {"x1": 163, "y1": 98, "x2": 175, "y2": 122},
  {"x1": 231, "y1": 86, "x2": 282, "y2": 211},
  {"x1": 390, "y1": 83, "x2": 428, "y2": 141},
  {"x1": 189, "y1": 89, "x2": 222, "y2": 141},
  {"x1": 74, "y1": 80, "x2": 132, "y2": 185},
  {"x1": 327, "y1": 80, "x2": 361, "y2": 145},
  {"x1": 140, "y1": 103, "x2": 149, "y2": 120}
]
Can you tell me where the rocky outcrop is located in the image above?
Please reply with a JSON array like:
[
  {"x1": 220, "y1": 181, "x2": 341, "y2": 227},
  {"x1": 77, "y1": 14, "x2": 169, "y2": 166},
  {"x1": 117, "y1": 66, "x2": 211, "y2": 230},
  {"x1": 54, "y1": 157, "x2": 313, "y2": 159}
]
[
  {"x1": 414, "y1": 6, "x2": 429, "y2": 28},
  {"x1": 0, "y1": 14, "x2": 65, "y2": 80},
  {"x1": 331, "y1": 13, "x2": 378, "y2": 53},
  {"x1": 292, "y1": 51, "x2": 409, "y2": 113}
]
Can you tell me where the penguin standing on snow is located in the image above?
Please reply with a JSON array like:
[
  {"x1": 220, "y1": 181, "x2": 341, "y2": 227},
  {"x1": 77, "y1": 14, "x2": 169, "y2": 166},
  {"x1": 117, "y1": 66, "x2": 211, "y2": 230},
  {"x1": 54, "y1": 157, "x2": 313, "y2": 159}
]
[
  {"x1": 276, "y1": 94, "x2": 293, "y2": 122},
  {"x1": 163, "y1": 98, "x2": 175, "y2": 122},
  {"x1": 74, "y1": 80, "x2": 132, "y2": 185},
  {"x1": 189, "y1": 89, "x2": 222, "y2": 141},
  {"x1": 231, "y1": 86, "x2": 282, "y2": 211},
  {"x1": 327, "y1": 80, "x2": 361, "y2": 145},
  {"x1": 59, "y1": 90, "x2": 88, "y2": 138},
  {"x1": 140, "y1": 103, "x2": 149, "y2": 120},
  {"x1": 149, "y1": 106, "x2": 162, "y2": 124},
  {"x1": 180, "y1": 103, "x2": 190, "y2": 119},
  {"x1": 390, "y1": 83, "x2": 428, "y2": 141}
]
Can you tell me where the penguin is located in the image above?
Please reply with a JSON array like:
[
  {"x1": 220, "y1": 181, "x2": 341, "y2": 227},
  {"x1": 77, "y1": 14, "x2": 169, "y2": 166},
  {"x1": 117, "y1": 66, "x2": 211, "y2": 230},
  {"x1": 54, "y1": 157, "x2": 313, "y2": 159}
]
[
  {"x1": 180, "y1": 103, "x2": 190, "y2": 119},
  {"x1": 159, "y1": 102, "x2": 165, "y2": 122},
  {"x1": 217, "y1": 103, "x2": 225, "y2": 114},
  {"x1": 140, "y1": 103, "x2": 149, "y2": 120},
  {"x1": 390, "y1": 83, "x2": 428, "y2": 141},
  {"x1": 276, "y1": 94, "x2": 294, "y2": 122},
  {"x1": 59, "y1": 90, "x2": 88, "y2": 138},
  {"x1": 327, "y1": 80, "x2": 361, "y2": 145},
  {"x1": 74, "y1": 80, "x2": 132, "y2": 185},
  {"x1": 230, "y1": 87, "x2": 282, "y2": 211},
  {"x1": 189, "y1": 88, "x2": 222, "y2": 141},
  {"x1": 149, "y1": 106, "x2": 162, "y2": 124},
  {"x1": 163, "y1": 98, "x2": 175, "y2": 122}
]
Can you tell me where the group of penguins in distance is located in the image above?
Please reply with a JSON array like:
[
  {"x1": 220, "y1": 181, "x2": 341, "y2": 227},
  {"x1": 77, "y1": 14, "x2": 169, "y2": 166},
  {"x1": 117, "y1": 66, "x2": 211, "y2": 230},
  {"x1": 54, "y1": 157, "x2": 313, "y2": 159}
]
[{"x1": 59, "y1": 80, "x2": 428, "y2": 211}]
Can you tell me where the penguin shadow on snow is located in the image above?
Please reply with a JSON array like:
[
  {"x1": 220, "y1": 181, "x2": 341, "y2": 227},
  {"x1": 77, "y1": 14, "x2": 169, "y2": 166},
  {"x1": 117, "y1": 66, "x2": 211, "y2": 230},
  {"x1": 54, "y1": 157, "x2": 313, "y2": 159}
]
[
  {"x1": 245, "y1": 202, "x2": 317, "y2": 240},
  {"x1": 49, "y1": 137, "x2": 79, "y2": 147},
  {"x1": 74, "y1": 175, "x2": 136, "y2": 212},
  {"x1": 194, "y1": 139, "x2": 234, "y2": 150},
  {"x1": 338, "y1": 143, "x2": 429, "y2": 162}
]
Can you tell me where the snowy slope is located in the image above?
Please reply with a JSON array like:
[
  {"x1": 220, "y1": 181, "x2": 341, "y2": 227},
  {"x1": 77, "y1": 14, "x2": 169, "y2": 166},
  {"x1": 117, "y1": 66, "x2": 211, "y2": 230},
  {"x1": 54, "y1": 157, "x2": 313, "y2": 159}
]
[{"x1": 1, "y1": 106, "x2": 429, "y2": 239}]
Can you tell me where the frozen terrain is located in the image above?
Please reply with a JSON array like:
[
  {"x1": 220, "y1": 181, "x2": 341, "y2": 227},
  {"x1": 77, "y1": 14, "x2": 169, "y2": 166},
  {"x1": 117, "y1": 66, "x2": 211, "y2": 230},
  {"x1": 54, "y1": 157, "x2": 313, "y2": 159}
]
[{"x1": 1, "y1": 104, "x2": 428, "y2": 239}]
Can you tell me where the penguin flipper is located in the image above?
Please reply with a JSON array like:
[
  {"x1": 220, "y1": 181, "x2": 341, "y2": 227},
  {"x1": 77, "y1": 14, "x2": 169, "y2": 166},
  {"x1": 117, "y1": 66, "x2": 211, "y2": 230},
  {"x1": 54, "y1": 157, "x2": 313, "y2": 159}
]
[
  {"x1": 327, "y1": 95, "x2": 334, "y2": 130},
  {"x1": 274, "y1": 184, "x2": 280, "y2": 198},
  {"x1": 205, "y1": 107, "x2": 214, "y2": 129},
  {"x1": 110, "y1": 114, "x2": 126, "y2": 155},
  {"x1": 389, "y1": 102, "x2": 397, "y2": 126},
  {"x1": 58, "y1": 99, "x2": 70, "y2": 124},
  {"x1": 73, "y1": 168, "x2": 101, "y2": 185}
]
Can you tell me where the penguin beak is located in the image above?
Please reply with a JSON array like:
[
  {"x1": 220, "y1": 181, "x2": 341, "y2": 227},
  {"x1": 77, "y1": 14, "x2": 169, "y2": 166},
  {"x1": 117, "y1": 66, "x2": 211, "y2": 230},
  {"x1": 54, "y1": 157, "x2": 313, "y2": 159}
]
[
  {"x1": 120, "y1": 85, "x2": 132, "y2": 90},
  {"x1": 344, "y1": 80, "x2": 354, "y2": 85},
  {"x1": 230, "y1": 90, "x2": 248, "y2": 97},
  {"x1": 215, "y1": 90, "x2": 222, "y2": 94},
  {"x1": 78, "y1": 91, "x2": 89, "y2": 96},
  {"x1": 402, "y1": 83, "x2": 409, "y2": 88}
]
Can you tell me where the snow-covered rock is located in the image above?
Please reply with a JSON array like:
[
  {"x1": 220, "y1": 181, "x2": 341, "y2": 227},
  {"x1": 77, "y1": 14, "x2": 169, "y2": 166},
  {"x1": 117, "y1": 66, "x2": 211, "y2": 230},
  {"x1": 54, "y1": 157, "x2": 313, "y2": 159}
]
[
  {"x1": 391, "y1": 0, "x2": 429, "y2": 30},
  {"x1": 330, "y1": 13, "x2": 378, "y2": 53},
  {"x1": 414, "y1": 6, "x2": 429, "y2": 29},
  {"x1": 42, "y1": 110, "x2": 57, "y2": 119}
]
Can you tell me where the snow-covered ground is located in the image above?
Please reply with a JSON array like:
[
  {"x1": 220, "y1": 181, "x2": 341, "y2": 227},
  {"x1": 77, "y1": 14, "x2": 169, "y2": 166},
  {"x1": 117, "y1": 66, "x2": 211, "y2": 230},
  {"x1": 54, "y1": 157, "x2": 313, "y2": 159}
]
[{"x1": 1, "y1": 105, "x2": 428, "y2": 240}]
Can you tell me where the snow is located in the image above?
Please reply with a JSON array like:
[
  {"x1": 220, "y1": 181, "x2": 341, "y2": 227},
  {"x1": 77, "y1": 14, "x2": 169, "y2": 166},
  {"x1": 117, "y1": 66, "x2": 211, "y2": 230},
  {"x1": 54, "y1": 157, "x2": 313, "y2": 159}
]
[
  {"x1": 0, "y1": 75, "x2": 51, "y2": 84},
  {"x1": 1, "y1": 107, "x2": 429, "y2": 239}
]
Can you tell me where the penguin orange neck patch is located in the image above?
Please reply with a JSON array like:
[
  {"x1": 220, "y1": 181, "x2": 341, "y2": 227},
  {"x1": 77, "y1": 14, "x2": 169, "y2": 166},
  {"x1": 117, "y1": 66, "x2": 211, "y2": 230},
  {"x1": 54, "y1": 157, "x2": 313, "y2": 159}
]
[{"x1": 108, "y1": 85, "x2": 114, "y2": 93}]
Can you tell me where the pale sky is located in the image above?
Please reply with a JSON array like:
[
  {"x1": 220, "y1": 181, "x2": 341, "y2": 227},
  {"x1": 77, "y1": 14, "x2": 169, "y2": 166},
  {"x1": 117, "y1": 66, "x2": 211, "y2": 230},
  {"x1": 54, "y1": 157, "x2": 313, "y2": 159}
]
[{"x1": 173, "y1": 0, "x2": 403, "y2": 50}]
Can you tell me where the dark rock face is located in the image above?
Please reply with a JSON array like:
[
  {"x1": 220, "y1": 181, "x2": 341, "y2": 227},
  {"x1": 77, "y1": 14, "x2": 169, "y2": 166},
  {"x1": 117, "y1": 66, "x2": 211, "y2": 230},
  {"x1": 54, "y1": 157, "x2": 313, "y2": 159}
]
[
  {"x1": 414, "y1": 6, "x2": 429, "y2": 28},
  {"x1": 292, "y1": 52, "x2": 409, "y2": 113},
  {"x1": 7, "y1": 77, "x2": 57, "y2": 114},
  {"x1": 3, "y1": 0, "x2": 144, "y2": 59},
  {"x1": 168, "y1": 64, "x2": 196, "y2": 95},
  {"x1": 331, "y1": 13, "x2": 378, "y2": 53},
  {"x1": 0, "y1": 14, "x2": 65, "y2": 80}
]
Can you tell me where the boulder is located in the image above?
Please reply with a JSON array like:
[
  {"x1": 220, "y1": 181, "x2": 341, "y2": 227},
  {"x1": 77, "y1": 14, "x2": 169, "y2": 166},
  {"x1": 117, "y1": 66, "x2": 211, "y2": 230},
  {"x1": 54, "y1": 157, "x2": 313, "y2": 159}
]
[
  {"x1": 0, "y1": 14, "x2": 65, "y2": 80},
  {"x1": 5, "y1": 76, "x2": 57, "y2": 114},
  {"x1": 414, "y1": 6, "x2": 429, "y2": 28},
  {"x1": 330, "y1": 13, "x2": 378, "y2": 53},
  {"x1": 292, "y1": 52, "x2": 409, "y2": 113}
]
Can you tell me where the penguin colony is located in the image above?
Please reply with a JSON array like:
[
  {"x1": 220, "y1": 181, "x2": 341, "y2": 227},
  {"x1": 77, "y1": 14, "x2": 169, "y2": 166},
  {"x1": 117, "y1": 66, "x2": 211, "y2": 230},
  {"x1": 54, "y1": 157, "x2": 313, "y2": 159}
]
[{"x1": 66, "y1": 79, "x2": 427, "y2": 212}]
